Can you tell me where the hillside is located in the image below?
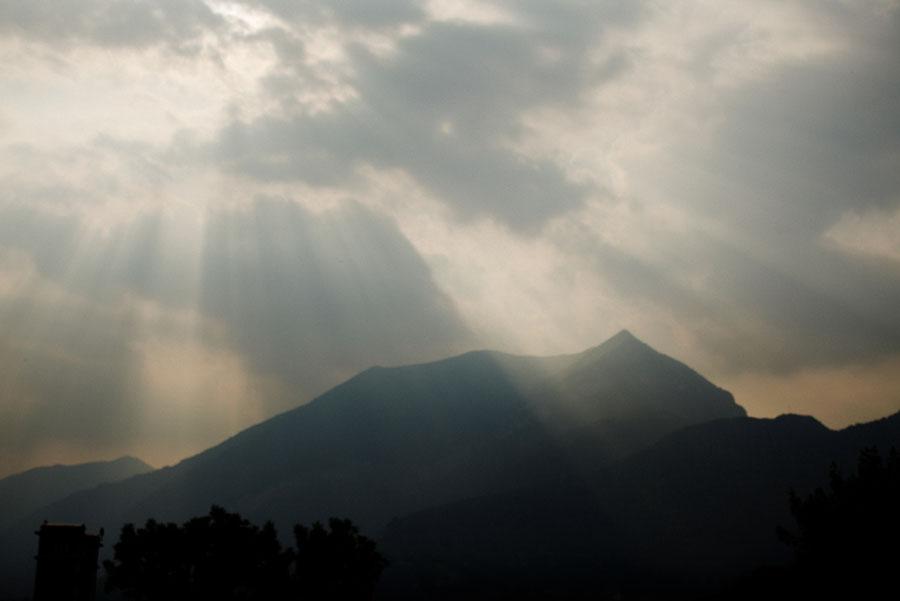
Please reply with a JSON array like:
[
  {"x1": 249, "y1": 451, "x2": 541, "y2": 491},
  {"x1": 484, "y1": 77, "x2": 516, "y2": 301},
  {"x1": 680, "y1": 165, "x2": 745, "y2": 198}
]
[
  {"x1": 0, "y1": 456, "x2": 152, "y2": 532},
  {"x1": 17, "y1": 331, "x2": 742, "y2": 527},
  {"x1": 379, "y1": 411, "x2": 900, "y2": 598},
  {"x1": 0, "y1": 331, "x2": 750, "y2": 598}
]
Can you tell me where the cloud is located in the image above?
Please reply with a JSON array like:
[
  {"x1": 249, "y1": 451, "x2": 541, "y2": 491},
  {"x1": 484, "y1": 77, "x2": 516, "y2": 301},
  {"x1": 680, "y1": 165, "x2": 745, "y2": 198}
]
[
  {"x1": 203, "y1": 0, "x2": 900, "y2": 391},
  {"x1": 2, "y1": 0, "x2": 900, "y2": 474},
  {"x1": 0, "y1": 189, "x2": 474, "y2": 475},
  {"x1": 0, "y1": 250, "x2": 142, "y2": 476},
  {"x1": 535, "y1": 1, "x2": 900, "y2": 374},
  {"x1": 824, "y1": 206, "x2": 900, "y2": 263},
  {"x1": 212, "y1": 1, "x2": 645, "y2": 232},
  {"x1": 0, "y1": 0, "x2": 222, "y2": 52},
  {"x1": 197, "y1": 196, "x2": 476, "y2": 397},
  {"x1": 236, "y1": 0, "x2": 425, "y2": 28}
]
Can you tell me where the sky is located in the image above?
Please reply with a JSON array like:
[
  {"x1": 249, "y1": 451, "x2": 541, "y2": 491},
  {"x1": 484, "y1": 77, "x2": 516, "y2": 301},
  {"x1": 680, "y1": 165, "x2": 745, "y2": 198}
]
[{"x1": 1, "y1": 0, "x2": 899, "y2": 477}]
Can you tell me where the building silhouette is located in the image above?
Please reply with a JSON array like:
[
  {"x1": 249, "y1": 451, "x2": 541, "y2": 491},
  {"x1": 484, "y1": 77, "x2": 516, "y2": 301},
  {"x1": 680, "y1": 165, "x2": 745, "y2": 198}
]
[{"x1": 33, "y1": 522, "x2": 103, "y2": 601}]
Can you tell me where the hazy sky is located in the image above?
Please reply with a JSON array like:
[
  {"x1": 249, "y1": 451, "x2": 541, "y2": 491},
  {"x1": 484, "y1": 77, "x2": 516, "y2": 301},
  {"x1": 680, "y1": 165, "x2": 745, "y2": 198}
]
[{"x1": 1, "y1": 0, "x2": 899, "y2": 477}]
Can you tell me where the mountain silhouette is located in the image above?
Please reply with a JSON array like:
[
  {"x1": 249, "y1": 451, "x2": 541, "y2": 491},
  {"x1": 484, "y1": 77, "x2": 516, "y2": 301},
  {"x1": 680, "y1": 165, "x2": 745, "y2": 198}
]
[
  {"x1": 0, "y1": 456, "x2": 152, "y2": 532},
  {"x1": 0, "y1": 331, "x2": 745, "y2": 598},
  {"x1": 4, "y1": 331, "x2": 895, "y2": 599},
  {"x1": 379, "y1": 411, "x2": 900, "y2": 598},
  {"x1": 36, "y1": 331, "x2": 742, "y2": 525}
]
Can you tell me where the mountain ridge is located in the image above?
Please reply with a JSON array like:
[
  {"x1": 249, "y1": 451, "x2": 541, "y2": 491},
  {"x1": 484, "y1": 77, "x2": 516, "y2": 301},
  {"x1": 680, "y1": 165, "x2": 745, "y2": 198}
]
[
  {"x1": 379, "y1": 411, "x2": 900, "y2": 598},
  {"x1": 0, "y1": 456, "x2": 153, "y2": 533},
  {"x1": 0, "y1": 331, "x2": 864, "y2": 600}
]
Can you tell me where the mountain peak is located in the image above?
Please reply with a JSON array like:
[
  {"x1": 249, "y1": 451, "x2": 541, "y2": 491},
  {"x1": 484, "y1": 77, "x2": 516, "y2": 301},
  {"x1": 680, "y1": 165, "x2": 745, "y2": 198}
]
[
  {"x1": 568, "y1": 329, "x2": 651, "y2": 368},
  {"x1": 560, "y1": 329, "x2": 746, "y2": 423},
  {"x1": 610, "y1": 328, "x2": 638, "y2": 342},
  {"x1": 599, "y1": 329, "x2": 644, "y2": 350}
]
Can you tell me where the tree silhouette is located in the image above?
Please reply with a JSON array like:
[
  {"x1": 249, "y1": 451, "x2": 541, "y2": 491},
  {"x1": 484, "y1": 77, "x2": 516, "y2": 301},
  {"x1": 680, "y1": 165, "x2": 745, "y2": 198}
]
[
  {"x1": 777, "y1": 446, "x2": 900, "y2": 599},
  {"x1": 104, "y1": 519, "x2": 191, "y2": 600},
  {"x1": 292, "y1": 518, "x2": 389, "y2": 600},
  {"x1": 103, "y1": 507, "x2": 386, "y2": 601}
]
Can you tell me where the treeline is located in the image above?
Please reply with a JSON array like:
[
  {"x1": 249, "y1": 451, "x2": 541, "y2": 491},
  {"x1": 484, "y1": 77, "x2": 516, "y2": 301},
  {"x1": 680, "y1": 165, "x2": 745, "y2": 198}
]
[
  {"x1": 714, "y1": 446, "x2": 900, "y2": 600},
  {"x1": 103, "y1": 506, "x2": 387, "y2": 601},
  {"x1": 101, "y1": 446, "x2": 899, "y2": 600}
]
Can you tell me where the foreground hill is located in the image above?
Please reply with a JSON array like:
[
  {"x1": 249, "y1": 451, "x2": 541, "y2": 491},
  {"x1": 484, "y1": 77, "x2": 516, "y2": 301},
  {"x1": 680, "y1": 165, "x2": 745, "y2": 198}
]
[
  {"x1": 0, "y1": 456, "x2": 152, "y2": 532},
  {"x1": 379, "y1": 411, "x2": 900, "y2": 598},
  {"x1": 0, "y1": 330, "x2": 744, "y2": 598}
]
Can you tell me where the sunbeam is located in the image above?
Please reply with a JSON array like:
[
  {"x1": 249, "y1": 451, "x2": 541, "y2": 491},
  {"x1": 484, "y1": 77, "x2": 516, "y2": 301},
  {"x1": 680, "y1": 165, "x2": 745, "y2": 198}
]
[{"x1": 0, "y1": 0, "x2": 898, "y2": 480}]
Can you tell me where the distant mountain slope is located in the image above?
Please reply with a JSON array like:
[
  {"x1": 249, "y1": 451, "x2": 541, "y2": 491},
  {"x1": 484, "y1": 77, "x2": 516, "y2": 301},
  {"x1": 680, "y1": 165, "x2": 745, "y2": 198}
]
[
  {"x1": 0, "y1": 331, "x2": 746, "y2": 598},
  {"x1": 379, "y1": 411, "x2": 900, "y2": 599},
  {"x1": 0, "y1": 456, "x2": 152, "y2": 532},
  {"x1": 26, "y1": 331, "x2": 742, "y2": 530},
  {"x1": 556, "y1": 330, "x2": 745, "y2": 425}
]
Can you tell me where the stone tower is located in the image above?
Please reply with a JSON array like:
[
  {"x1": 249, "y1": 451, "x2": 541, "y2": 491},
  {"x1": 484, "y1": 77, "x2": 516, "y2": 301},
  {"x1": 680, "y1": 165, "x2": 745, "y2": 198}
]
[{"x1": 33, "y1": 523, "x2": 103, "y2": 601}]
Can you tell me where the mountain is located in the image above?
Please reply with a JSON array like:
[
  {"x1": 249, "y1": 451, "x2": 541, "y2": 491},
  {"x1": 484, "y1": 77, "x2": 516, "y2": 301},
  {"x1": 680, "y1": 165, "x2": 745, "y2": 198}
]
[
  {"x1": 0, "y1": 456, "x2": 152, "y2": 532},
  {"x1": 36, "y1": 330, "x2": 743, "y2": 527},
  {"x1": 0, "y1": 330, "x2": 745, "y2": 598},
  {"x1": 379, "y1": 411, "x2": 900, "y2": 598}
]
